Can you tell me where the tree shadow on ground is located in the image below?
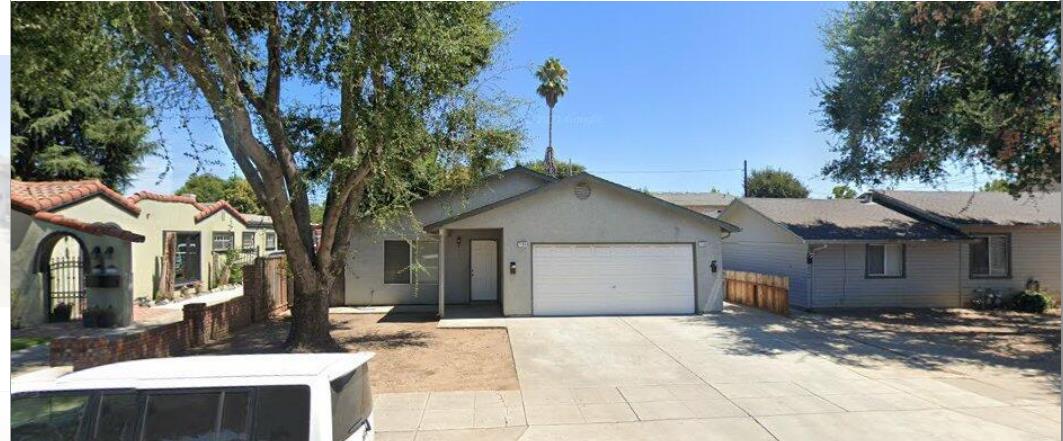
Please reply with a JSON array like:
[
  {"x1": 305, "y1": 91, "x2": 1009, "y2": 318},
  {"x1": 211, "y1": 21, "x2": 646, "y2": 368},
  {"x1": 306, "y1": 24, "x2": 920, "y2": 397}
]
[
  {"x1": 674, "y1": 304, "x2": 1060, "y2": 382},
  {"x1": 337, "y1": 330, "x2": 431, "y2": 349}
]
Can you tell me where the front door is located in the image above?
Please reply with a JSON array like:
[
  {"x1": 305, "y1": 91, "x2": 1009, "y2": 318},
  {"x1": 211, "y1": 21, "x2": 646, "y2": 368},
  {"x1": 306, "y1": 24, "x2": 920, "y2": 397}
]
[{"x1": 470, "y1": 240, "x2": 498, "y2": 301}]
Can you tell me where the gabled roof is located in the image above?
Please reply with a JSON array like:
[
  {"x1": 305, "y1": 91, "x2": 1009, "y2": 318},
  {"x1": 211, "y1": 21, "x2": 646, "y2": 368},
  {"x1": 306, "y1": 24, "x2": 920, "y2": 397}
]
[
  {"x1": 11, "y1": 180, "x2": 145, "y2": 242},
  {"x1": 732, "y1": 198, "x2": 967, "y2": 242},
  {"x1": 245, "y1": 214, "x2": 273, "y2": 228},
  {"x1": 12, "y1": 180, "x2": 141, "y2": 215},
  {"x1": 653, "y1": 192, "x2": 735, "y2": 207},
  {"x1": 872, "y1": 190, "x2": 1061, "y2": 227},
  {"x1": 194, "y1": 201, "x2": 248, "y2": 225},
  {"x1": 127, "y1": 191, "x2": 207, "y2": 211},
  {"x1": 424, "y1": 172, "x2": 741, "y2": 233}
]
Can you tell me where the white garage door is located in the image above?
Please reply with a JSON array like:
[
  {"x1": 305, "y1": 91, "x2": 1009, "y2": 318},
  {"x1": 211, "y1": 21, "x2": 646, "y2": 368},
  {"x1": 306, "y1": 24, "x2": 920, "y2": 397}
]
[{"x1": 532, "y1": 244, "x2": 695, "y2": 315}]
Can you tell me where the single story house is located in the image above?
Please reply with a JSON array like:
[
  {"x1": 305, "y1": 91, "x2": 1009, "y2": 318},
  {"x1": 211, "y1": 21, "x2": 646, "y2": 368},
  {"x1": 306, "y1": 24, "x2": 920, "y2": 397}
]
[
  {"x1": 12, "y1": 180, "x2": 144, "y2": 326},
  {"x1": 719, "y1": 191, "x2": 1060, "y2": 309},
  {"x1": 11, "y1": 179, "x2": 281, "y2": 327},
  {"x1": 652, "y1": 192, "x2": 735, "y2": 217},
  {"x1": 344, "y1": 167, "x2": 739, "y2": 316}
]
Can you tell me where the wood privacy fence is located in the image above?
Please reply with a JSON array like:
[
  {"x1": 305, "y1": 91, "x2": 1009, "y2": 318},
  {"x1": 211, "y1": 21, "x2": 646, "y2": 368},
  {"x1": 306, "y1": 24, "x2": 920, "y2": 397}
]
[
  {"x1": 724, "y1": 270, "x2": 789, "y2": 316},
  {"x1": 244, "y1": 255, "x2": 290, "y2": 317}
]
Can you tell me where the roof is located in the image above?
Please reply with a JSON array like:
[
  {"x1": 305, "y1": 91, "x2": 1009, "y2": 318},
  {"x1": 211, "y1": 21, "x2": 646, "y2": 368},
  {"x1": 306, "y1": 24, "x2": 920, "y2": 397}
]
[
  {"x1": 28, "y1": 211, "x2": 145, "y2": 242},
  {"x1": 734, "y1": 198, "x2": 967, "y2": 242},
  {"x1": 194, "y1": 200, "x2": 248, "y2": 225},
  {"x1": 11, "y1": 180, "x2": 145, "y2": 242},
  {"x1": 12, "y1": 180, "x2": 141, "y2": 215},
  {"x1": 653, "y1": 192, "x2": 735, "y2": 207},
  {"x1": 13, "y1": 354, "x2": 374, "y2": 394},
  {"x1": 245, "y1": 214, "x2": 273, "y2": 227},
  {"x1": 425, "y1": 172, "x2": 741, "y2": 233},
  {"x1": 873, "y1": 190, "x2": 1061, "y2": 227},
  {"x1": 127, "y1": 191, "x2": 207, "y2": 210}
]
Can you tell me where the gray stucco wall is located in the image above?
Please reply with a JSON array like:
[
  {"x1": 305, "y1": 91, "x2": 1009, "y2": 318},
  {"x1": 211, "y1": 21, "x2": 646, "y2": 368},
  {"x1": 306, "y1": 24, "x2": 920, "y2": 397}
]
[
  {"x1": 719, "y1": 203, "x2": 811, "y2": 307},
  {"x1": 441, "y1": 178, "x2": 726, "y2": 315},
  {"x1": 344, "y1": 171, "x2": 548, "y2": 305}
]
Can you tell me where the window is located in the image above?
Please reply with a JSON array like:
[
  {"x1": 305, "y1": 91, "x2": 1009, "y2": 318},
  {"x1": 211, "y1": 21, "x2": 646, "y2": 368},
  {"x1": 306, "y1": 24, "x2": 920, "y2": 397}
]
[
  {"x1": 254, "y1": 386, "x2": 310, "y2": 441},
  {"x1": 866, "y1": 244, "x2": 905, "y2": 278},
  {"x1": 414, "y1": 241, "x2": 440, "y2": 284},
  {"x1": 384, "y1": 241, "x2": 411, "y2": 284},
  {"x1": 91, "y1": 393, "x2": 139, "y2": 441},
  {"x1": 242, "y1": 232, "x2": 257, "y2": 250},
  {"x1": 330, "y1": 366, "x2": 372, "y2": 441},
  {"x1": 213, "y1": 232, "x2": 234, "y2": 251},
  {"x1": 142, "y1": 392, "x2": 219, "y2": 440},
  {"x1": 265, "y1": 232, "x2": 277, "y2": 251},
  {"x1": 970, "y1": 234, "x2": 1010, "y2": 278},
  {"x1": 12, "y1": 393, "x2": 91, "y2": 441}
]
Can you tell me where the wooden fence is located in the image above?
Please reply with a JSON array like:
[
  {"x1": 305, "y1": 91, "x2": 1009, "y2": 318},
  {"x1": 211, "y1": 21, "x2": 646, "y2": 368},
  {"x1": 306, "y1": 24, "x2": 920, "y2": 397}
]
[{"x1": 724, "y1": 270, "x2": 789, "y2": 316}]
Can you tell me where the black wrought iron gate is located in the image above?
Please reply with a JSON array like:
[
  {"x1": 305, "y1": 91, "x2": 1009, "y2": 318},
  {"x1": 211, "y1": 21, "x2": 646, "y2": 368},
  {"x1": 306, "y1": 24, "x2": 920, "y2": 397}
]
[{"x1": 48, "y1": 257, "x2": 86, "y2": 320}]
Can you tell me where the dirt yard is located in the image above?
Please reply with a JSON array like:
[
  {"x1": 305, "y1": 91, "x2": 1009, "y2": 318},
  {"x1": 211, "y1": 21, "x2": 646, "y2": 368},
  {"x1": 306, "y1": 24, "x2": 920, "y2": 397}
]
[
  {"x1": 194, "y1": 312, "x2": 519, "y2": 393},
  {"x1": 796, "y1": 308, "x2": 1060, "y2": 376}
]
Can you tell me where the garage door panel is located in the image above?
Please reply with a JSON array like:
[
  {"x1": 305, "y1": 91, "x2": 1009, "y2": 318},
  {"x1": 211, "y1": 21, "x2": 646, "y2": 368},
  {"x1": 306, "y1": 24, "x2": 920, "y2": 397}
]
[{"x1": 532, "y1": 244, "x2": 695, "y2": 316}]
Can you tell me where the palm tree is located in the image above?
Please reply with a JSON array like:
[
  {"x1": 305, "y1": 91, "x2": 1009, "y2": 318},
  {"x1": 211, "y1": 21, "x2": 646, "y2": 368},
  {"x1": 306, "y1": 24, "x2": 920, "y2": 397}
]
[{"x1": 535, "y1": 57, "x2": 568, "y2": 176}]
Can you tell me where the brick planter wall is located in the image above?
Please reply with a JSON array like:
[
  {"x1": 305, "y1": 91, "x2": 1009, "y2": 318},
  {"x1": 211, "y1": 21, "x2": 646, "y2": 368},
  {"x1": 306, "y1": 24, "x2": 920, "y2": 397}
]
[{"x1": 51, "y1": 256, "x2": 289, "y2": 370}]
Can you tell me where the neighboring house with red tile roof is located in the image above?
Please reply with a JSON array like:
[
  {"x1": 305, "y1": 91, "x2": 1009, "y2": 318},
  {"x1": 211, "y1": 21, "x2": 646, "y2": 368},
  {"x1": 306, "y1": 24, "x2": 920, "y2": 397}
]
[{"x1": 11, "y1": 179, "x2": 278, "y2": 328}]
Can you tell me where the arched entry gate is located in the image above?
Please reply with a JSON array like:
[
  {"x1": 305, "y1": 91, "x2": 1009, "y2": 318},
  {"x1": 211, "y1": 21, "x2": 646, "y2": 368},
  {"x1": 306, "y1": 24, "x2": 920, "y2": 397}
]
[{"x1": 36, "y1": 232, "x2": 89, "y2": 321}]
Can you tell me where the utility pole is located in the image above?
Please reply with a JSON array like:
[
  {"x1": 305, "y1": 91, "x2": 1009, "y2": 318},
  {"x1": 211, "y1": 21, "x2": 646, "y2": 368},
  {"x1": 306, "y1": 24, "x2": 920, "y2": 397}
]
[{"x1": 743, "y1": 160, "x2": 748, "y2": 197}]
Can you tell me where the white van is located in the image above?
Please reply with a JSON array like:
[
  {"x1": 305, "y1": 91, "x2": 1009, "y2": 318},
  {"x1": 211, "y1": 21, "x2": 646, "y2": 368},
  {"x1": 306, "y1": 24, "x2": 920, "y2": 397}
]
[{"x1": 11, "y1": 353, "x2": 375, "y2": 441}]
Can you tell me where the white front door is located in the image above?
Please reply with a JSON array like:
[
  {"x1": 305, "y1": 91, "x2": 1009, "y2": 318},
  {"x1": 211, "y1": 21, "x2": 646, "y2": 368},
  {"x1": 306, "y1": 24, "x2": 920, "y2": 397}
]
[
  {"x1": 532, "y1": 243, "x2": 695, "y2": 315},
  {"x1": 470, "y1": 240, "x2": 498, "y2": 301}
]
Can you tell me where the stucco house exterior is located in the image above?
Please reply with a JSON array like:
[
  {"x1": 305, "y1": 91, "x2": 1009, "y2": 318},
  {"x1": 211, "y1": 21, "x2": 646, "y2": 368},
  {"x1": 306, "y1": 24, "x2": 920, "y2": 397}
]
[
  {"x1": 12, "y1": 181, "x2": 144, "y2": 326},
  {"x1": 719, "y1": 191, "x2": 1061, "y2": 309},
  {"x1": 10, "y1": 179, "x2": 281, "y2": 327},
  {"x1": 344, "y1": 167, "x2": 739, "y2": 316},
  {"x1": 652, "y1": 192, "x2": 735, "y2": 217}
]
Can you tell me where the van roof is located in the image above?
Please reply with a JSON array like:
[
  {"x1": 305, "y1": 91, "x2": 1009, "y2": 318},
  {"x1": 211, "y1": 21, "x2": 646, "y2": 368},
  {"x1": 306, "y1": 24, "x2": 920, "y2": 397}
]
[{"x1": 13, "y1": 354, "x2": 374, "y2": 394}]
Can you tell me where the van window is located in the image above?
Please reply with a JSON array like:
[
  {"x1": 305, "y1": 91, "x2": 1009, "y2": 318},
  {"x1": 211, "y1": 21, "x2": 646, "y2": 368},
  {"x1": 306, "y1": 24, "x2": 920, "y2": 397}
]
[
  {"x1": 254, "y1": 386, "x2": 311, "y2": 441},
  {"x1": 12, "y1": 393, "x2": 90, "y2": 441},
  {"x1": 91, "y1": 393, "x2": 139, "y2": 441},
  {"x1": 143, "y1": 392, "x2": 220, "y2": 440},
  {"x1": 331, "y1": 365, "x2": 372, "y2": 441}
]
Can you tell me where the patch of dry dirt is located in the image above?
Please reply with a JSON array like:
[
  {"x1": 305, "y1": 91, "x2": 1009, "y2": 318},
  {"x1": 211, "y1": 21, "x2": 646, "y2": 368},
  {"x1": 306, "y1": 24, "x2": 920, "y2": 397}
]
[{"x1": 195, "y1": 312, "x2": 519, "y2": 393}]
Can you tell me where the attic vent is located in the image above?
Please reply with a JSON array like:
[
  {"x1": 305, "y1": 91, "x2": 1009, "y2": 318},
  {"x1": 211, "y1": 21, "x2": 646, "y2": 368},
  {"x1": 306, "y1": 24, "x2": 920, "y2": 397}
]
[{"x1": 574, "y1": 182, "x2": 591, "y2": 200}]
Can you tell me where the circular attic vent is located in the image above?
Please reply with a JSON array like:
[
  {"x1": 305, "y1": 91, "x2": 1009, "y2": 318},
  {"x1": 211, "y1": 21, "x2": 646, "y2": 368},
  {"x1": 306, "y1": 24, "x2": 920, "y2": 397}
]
[{"x1": 574, "y1": 182, "x2": 591, "y2": 200}]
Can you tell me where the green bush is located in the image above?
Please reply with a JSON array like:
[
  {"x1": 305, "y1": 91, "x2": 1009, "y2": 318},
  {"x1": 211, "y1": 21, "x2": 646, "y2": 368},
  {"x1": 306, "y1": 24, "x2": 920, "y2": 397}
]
[{"x1": 1010, "y1": 290, "x2": 1054, "y2": 313}]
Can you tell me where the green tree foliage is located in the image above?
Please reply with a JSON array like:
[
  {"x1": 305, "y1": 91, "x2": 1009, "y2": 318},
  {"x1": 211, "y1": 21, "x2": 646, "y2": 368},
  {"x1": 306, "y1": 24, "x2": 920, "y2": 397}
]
[
  {"x1": 176, "y1": 174, "x2": 227, "y2": 202},
  {"x1": 746, "y1": 168, "x2": 810, "y2": 198},
  {"x1": 222, "y1": 178, "x2": 264, "y2": 215},
  {"x1": 981, "y1": 179, "x2": 1010, "y2": 193},
  {"x1": 11, "y1": 2, "x2": 155, "y2": 191},
  {"x1": 518, "y1": 159, "x2": 586, "y2": 178},
  {"x1": 830, "y1": 185, "x2": 858, "y2": 199},
  {"x1": 119, "y1": 2, "x2": 522, "y2": 349},
  {"x1": 818, "y1": 2, "x2": 1060, "y2": 195},
  {"x1": 309, "y1": 204, "x2": 325, "y2": 224}
]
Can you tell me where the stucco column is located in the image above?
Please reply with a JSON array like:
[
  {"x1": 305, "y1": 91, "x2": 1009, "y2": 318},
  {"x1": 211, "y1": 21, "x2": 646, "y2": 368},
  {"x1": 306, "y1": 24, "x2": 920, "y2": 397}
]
[{"x1": 438, "y1": 228, "x2": 446, "y2": 318}]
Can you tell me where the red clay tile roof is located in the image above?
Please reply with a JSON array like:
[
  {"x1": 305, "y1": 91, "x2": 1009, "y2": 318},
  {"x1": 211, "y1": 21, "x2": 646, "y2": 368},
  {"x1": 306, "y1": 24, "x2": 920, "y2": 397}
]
[
  {"x1": 12, "y1": 180, "x2": 141, "y2": 215},
  {"x1": 127, "y1": 191, "x2": 208, "y2": 211},
  {"x1": 30, "y1": 211, "x2": 145, "y2": 242},
  {"x1": 194, "y1": 200, "x2": 248, "y2": 225}
]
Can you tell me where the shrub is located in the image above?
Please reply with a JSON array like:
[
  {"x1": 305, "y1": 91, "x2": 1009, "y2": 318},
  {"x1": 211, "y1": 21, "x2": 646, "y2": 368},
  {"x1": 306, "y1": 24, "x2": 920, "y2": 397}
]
[{"x1": 1010, "y1": 290, "x2": 1054, "y2": 314}]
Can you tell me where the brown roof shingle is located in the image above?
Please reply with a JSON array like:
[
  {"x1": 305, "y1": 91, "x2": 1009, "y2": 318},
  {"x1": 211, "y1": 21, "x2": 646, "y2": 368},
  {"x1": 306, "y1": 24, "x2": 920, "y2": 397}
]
[{"x1": 194, "y1": 201, "x2": 248, "y2": 224}]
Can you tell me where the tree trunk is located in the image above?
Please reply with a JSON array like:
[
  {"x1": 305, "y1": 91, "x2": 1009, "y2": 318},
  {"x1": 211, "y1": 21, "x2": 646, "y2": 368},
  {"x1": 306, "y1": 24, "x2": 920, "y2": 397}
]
[
  {"x1": 285, "y1": 273, "x2": 340, "y2": 351},
  {"x1": 548, "y1": 105, "x2": 553, "y2": 148}
]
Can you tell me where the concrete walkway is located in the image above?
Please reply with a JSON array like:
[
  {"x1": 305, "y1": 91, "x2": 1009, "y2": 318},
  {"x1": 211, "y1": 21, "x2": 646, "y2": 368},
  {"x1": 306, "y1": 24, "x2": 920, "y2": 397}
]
[{"x1": 375, "y1": 305, "x2": 1061, "y2": 440}]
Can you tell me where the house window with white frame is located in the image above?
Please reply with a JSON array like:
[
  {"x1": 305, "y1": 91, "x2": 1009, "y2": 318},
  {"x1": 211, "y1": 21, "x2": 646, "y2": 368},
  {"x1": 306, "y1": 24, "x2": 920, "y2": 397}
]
[
  {"x1": 866, "y1": 243, "x2": 905, "y2": 278},
  {"x1": 242, "y1": 232, "x2": 256, "y2": 250},
  {"x1": 970, "y1": 234, "x2": 1010, "y2": 278},
  {"x1": 383, "y1": 240, "x2": 439, "y2": 285},
  {"x1": 212, "y1": 232, "x2": 234, "y2": 252},
  {"x1": 265, "y1": 232, "x2": 277, "y2": 251}
]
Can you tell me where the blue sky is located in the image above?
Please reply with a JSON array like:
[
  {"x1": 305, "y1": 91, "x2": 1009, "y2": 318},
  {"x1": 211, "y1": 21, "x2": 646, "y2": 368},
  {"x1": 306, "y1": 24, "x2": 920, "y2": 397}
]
[{"x1": 129, "y1": 2, "x2": 986, "y2": 198}]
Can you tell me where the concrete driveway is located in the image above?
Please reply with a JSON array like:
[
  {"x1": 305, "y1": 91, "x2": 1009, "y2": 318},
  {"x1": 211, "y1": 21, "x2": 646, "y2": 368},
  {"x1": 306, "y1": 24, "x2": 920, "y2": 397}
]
[{"x1": 375, "y1": 305, "x2": 1061, "y2": 440}]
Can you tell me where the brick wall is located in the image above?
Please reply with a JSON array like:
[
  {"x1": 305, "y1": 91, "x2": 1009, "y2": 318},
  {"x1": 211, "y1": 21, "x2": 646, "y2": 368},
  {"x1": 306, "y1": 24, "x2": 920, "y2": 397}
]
[{"x1": 51, "y1": 256, "x2": 289, "y2": 370}]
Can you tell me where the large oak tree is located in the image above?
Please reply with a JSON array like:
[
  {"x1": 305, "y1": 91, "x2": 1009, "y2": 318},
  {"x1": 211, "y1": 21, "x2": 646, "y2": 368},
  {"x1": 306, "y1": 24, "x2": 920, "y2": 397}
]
[
  {"x1": 122, "y1": 2, "x2": 521, "y2": 349},
  {"x1": 818, "y1": 2, "x2": 1060, "y2": 194}
]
